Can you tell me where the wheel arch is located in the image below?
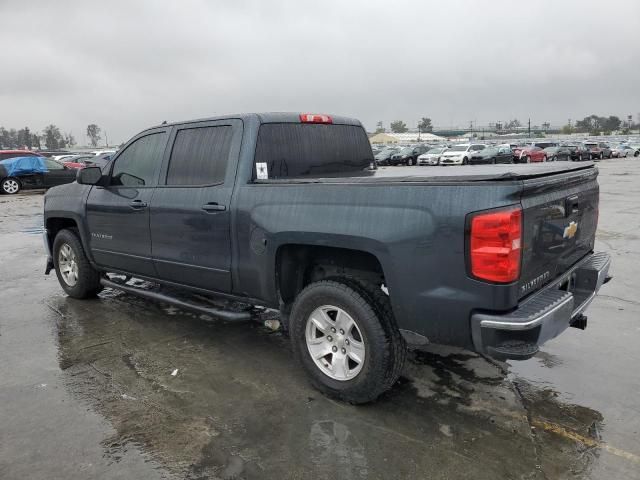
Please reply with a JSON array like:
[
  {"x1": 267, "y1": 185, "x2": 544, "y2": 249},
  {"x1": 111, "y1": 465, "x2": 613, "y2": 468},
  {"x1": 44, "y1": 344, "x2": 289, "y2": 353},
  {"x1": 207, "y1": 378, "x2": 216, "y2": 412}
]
[{"x1": 275, "y1": 243, "x2": 388, "y2": 313}]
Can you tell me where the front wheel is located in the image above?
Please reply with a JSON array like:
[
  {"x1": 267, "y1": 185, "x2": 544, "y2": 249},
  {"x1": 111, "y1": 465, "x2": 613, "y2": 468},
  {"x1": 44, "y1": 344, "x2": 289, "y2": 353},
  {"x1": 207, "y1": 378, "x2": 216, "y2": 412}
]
[
  {"x1": 462, "y1": 157, "x2": 468, "y2": 165},
  {"x1": 53, "y1": 229, "x2": 103, "y2": 298},
  {"x1": 290, "y1": 279, "x2": 406, "y2": 404},
  {"x1": 1, "y1": 177, "x2": 21, "y2": 194},
  {"x1": 406, "y1": 157, "x2": 414, "y2": 166}
]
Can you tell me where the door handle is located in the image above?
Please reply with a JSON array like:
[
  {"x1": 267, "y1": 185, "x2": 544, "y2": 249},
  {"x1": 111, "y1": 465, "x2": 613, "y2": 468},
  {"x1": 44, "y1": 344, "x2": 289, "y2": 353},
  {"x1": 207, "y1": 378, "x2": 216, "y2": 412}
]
[
  {"x1": 202, "y1": 202, "x2": 226, "y2": 212},
  {"x1": 130, "y1": 199, "x2": 148, "y2": 209}
]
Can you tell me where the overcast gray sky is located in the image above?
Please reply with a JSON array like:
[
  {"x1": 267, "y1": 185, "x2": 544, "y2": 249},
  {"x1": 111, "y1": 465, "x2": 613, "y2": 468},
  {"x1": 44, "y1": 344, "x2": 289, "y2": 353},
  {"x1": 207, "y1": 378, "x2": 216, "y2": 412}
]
[{"x1": 1, "y1": 0, "x2": 639, "y2": 144}]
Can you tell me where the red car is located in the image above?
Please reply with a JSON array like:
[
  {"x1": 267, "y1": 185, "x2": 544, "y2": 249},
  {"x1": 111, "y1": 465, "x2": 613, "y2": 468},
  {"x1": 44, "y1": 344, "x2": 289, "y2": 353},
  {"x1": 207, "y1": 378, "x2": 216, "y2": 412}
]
[
  {"x1": 513, "y1": 145, "x2": 547, "y2": 163},
  {"x1": 0, "y1": 149, "x2": 38, "y2": 161},
  {"x1": 62, "y1": 154, "x2": 99, "y2": 169}
]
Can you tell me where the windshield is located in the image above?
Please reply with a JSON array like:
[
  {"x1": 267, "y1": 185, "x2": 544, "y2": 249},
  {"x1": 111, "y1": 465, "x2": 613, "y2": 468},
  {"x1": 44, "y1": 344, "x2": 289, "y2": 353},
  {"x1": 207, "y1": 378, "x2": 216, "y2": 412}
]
[
  {"x1": 449, "y1": 145, "x2": 468, "y2": 152},
  {"x1": 399, "y1": 147, "x2": 413, "y2": 154},
  {"x1": 481, "y1": 147, "x2": 498, "y2": 156},
  {"x1": 427, "y1": 148, "x2": 445, "y2": 154}
]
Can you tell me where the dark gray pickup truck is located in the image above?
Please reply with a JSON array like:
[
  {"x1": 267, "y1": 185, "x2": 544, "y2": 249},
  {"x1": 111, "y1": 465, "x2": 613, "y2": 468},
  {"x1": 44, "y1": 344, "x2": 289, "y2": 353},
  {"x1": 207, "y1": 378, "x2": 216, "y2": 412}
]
[{"x1": 43, "y1": 113, "x2": 611, "y2": 403}]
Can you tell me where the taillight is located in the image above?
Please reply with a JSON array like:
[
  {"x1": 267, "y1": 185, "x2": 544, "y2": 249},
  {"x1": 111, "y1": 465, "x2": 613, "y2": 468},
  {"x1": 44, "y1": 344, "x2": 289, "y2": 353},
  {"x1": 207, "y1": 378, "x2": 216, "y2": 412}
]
[
  {"x1": 469, "y1": 207, "x2": 522, "y2": 283},
  {"x1": 299, "y1": 113, "x2": 333, "y2": 124}
]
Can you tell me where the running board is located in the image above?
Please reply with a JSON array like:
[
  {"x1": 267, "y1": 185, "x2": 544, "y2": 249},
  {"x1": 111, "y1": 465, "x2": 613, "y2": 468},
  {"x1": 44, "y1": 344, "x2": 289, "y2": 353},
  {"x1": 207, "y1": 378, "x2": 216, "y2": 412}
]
[{"x1": 100, "y1": 278, "x2": 252, "y2": 321}]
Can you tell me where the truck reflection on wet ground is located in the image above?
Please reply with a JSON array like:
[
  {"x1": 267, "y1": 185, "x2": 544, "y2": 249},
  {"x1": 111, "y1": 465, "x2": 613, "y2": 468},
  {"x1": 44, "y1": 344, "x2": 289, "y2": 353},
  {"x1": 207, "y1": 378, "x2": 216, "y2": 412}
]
[{"x1": 52, "y1": 288, "x2": 605, "y2": 479}]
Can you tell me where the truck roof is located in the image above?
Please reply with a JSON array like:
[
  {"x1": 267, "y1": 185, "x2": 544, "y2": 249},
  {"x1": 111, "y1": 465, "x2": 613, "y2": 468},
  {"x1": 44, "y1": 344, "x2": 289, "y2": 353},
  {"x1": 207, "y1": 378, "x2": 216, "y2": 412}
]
[{"x1": 148, "y1": 112, "x2": 363, "y2": 130}]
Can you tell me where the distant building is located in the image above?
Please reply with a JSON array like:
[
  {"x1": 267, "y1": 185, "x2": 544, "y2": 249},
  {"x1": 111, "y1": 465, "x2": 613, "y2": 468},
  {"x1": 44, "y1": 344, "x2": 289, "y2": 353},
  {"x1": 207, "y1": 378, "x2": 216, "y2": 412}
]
[{"x1": 369, "y1": 131, "x2": 445, "y2": 144}]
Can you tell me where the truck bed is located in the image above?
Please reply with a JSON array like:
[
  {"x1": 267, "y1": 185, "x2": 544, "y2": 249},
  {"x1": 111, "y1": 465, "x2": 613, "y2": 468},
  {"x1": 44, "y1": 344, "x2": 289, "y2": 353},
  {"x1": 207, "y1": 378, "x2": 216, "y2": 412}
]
[{"x1": 255, "y1": 161, "x2": 596, "y2": 183}]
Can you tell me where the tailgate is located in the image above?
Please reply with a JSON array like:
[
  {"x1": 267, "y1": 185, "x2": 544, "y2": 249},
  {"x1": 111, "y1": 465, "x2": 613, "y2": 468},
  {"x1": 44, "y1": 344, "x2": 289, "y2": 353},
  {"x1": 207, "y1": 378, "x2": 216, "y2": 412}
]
[{"x1": 518, "y1": 167, "x2": 599, "y2": 298}]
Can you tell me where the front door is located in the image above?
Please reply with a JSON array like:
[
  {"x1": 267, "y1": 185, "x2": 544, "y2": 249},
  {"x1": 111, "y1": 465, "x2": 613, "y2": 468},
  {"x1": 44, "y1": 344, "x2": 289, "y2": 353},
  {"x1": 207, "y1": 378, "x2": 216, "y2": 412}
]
[
  {"x1": 150, "y1": 120, "x2": 242, "y2": 293},
  {"x1": 86, "y1": 129, "x2": 169, "y2": 276}
]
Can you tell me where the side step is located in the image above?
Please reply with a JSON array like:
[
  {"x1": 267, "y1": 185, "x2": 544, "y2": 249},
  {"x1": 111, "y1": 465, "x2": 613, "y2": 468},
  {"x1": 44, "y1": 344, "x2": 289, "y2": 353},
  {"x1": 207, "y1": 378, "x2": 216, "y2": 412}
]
[{"x1": 100, "y1": 277, "x2": 252, "y2": 322}]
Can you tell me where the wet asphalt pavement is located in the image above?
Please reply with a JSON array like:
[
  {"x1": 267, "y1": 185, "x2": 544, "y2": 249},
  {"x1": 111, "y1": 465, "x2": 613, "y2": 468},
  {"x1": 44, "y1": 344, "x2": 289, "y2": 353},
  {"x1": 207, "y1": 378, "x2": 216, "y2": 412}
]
[{"x1": 1, "y1": 159, "x2": 639, "y2": 479}]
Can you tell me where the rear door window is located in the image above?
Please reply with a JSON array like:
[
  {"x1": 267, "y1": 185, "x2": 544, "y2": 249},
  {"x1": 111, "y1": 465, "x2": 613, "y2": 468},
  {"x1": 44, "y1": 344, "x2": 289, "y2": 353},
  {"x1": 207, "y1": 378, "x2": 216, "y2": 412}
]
[
  {"x1": 253, "y1": 124, "x2": 373, "y2": 179},
  {"x1": 166, "y1": 126, "x2": 233, "y2": 185}
]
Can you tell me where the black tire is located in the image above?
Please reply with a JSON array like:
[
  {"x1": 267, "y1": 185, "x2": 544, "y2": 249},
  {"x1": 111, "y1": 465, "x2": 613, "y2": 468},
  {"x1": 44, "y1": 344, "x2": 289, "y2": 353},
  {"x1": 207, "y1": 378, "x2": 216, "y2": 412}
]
[
  {"x1": 53, "y1": 229, "x2": 103, "y2": 299},
  {"x1": 635, "y1": 151, "x2": 639, "y2": 157},
  {"x1": 407, "y1": 157, "x2": 414, "y2": 166},
  {"x1": 600, "y1": 152, "x2": 604, "y2": 160},
  {"x1": 462, "y1": 157, "x2": 468, "y2": 165},
  {"x1": 579, "y1": 154, "x2": 583, "y2": 161},
  {"x1": 523, "y1": 156, "x2": 530, "y2": 164},
  {"x1": 289, "y1": 279, "x2": 406, "y2": 404},
  {"x1": 1, "y1": 177, "x2": 22, "y2": 194}
]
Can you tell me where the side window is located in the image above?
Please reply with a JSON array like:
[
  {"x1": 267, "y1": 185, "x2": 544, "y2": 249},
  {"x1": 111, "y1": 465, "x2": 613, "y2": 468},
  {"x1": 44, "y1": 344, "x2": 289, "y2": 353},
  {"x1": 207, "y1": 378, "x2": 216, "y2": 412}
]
[
  {"x1": 111, "y1": 133, "x2": 166, "y2": 187},
  {"x1": 166, "y1": 126, "x2": 233, "y2": 186},
  {"x1": 45, "y1": 159, "x2": 63, "y2": 170}
]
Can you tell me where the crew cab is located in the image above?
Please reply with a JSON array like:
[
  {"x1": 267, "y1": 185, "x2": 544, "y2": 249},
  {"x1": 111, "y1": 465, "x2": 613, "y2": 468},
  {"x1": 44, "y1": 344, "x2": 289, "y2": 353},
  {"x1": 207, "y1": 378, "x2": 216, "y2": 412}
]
[{"x1": 43, "y1": 113, "x2": 611, "y2": 403}]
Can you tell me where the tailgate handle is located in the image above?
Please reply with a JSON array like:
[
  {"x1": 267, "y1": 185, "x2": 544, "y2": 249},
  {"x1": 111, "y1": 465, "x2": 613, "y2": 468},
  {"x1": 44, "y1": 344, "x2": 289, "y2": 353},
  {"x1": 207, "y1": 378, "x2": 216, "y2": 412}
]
[{"x1": 566, "y1": 195, "x2": 579, "y2": 215}]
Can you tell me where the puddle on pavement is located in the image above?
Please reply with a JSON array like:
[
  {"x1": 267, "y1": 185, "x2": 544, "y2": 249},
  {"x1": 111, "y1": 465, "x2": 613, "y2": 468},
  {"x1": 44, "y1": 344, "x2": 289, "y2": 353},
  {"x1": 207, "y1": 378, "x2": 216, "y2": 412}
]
[{"x1": 50, "y1": 288, "x2": 605, "y2": 479}]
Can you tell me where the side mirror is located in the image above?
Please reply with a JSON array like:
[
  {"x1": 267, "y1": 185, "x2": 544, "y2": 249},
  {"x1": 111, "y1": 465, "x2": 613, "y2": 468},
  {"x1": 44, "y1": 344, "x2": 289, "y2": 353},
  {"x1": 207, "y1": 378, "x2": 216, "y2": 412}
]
[{"x1": 77, "y1": 166, "x2": 103, "y2": 185}]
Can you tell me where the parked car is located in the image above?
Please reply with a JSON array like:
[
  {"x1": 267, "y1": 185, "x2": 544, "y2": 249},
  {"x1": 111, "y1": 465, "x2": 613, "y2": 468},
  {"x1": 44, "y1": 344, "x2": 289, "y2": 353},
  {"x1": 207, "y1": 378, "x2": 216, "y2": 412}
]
[
  {"x1": 374, "y1": 147, "x2": 399, "y2": 166},
  {"x1": 42, "y1": 112, "x2": 611, "y2": 403},
  {"x1": 563, "y1": 144, "x2": 591, "y2": 161},
  {"x1": 439, "y1": 144, "x2": 486, "y2": 165},
  {"x1": 629, "y1": 145, "x2": 640, "y2": 157},
  {"x1": 583, "y1": 142, "x2": 604, "y2": 160},
  {"x1": 389, "y1": 145, "x2": 430, "y2": 166},
  {"x1": 417, "y1": 147, "x2": 448, "y2": 166},
  {"x1": 514, "y1": 146, "x2": 547, "y2": 163},
  {"x1": 598, "y1": 143, "x2": 612, "y2": 159},
  {"x1": 544, "y1": 146, "x2": 572, "y2": 161},
  {"x1": 617, "y1": 145, "x2": 639, "y2": 157},
  {"x1": 1, "y1": 157, "x2": 76, "y2": 194},
  {"x1": 468, "y1": 145, "x2": 513, "y2": 164},
  {"x1": 90, "y1": 150, "x2": 117, "y2": 156},
  {"x1": 0, "y1": 149, "x2": 38, "y2": 161},
  {"x1": 610, "y1": 145, "x2": 630, "y2": 158},
  {"x1": 62, "y1": 155, "x2": 99, "y2": 169}
]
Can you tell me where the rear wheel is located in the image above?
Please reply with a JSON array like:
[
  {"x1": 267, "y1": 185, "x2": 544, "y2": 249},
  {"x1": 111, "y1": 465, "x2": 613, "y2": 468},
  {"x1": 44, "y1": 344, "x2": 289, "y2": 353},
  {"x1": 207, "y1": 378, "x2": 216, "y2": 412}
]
[
  {"x1": 1, "y1": 177, "x2": 21, "y2": 194},
  {"x1": 53, "y1": 229, "x2": 103, "y2": 299},
  {"x1": 290, "y1": 279, "x2": 406, "y2": 404},
  {"x1": 406, "y1": 157, "x2": 414, "y2": 166},
  {"x1": 523, "y1": 156, "x2": 530, "y2": 163}
]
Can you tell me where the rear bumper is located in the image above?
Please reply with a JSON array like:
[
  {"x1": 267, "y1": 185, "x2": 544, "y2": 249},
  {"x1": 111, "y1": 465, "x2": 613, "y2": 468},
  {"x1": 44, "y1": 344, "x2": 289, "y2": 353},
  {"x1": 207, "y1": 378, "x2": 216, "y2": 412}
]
[{"x1": 470, "y1": 252, "x2": 611, "y2": 360}]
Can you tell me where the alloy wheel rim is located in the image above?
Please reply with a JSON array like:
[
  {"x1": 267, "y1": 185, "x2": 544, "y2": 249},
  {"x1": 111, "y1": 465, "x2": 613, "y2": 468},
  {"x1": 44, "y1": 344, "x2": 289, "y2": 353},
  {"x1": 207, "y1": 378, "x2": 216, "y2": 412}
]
[
  {"x1": 58, "y1": 243, "x2": 79, "y2": 286},
  {"x1": 3, "y1": 180, "x2": 19, "y2": 194},
  {"x1": 305, "y1": 305, "x2": 366, "y2": 381}
]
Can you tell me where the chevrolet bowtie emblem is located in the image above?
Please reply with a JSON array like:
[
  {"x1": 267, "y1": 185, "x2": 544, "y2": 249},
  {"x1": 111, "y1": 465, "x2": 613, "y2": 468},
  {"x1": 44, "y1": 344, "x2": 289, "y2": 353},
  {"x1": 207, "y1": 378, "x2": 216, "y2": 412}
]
[{"x1": 563, "y1": 221, "x2": 578, "y2": 239}]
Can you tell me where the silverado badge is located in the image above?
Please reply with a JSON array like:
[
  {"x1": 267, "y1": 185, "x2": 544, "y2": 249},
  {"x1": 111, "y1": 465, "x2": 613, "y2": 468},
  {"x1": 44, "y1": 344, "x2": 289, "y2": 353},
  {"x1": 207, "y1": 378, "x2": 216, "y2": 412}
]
[{"x1": 563, "y1": 221, "x2": 578, "y2": 239}]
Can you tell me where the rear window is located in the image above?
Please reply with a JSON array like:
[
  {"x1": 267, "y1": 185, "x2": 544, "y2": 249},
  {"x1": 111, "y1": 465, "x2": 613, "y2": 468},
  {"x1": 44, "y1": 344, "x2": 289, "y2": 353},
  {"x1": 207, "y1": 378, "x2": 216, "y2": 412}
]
[
  {"x1": 166, "y1": 126, "x2": 233, "y2": 185},
  {"x1": 253, "y1": 124, "x2": 373, "y2": 179}
]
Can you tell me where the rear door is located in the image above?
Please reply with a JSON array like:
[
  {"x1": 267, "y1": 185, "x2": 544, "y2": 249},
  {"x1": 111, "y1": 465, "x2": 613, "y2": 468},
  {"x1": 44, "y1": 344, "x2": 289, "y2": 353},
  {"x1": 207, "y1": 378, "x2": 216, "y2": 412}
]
[
  {"x1": 149, "y1": 119, "x2": 242, "y2": 293},
  {"x1": 86, "y1": 128, "x2": 169, "y2": 276},
  {"x1": 518, "y1": 167, "x2": 599, "y2": 298}
]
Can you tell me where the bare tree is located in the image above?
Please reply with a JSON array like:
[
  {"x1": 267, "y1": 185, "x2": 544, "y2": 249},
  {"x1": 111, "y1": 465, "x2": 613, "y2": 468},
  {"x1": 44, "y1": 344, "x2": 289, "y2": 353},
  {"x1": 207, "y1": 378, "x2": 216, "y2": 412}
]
[{"x1": 86, "y1": 124, "x2": 102, "y2": 147}]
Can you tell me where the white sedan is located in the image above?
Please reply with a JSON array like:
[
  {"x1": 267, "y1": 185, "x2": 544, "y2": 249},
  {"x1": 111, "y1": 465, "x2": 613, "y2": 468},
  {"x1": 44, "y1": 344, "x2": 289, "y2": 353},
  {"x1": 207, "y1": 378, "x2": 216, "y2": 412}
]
[{"x1": 417, "y1": 147, "x2": 448, "y2": 165}]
